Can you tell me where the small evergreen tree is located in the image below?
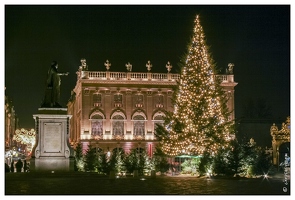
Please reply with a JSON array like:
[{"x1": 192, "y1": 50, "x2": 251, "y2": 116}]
[
  {"x1": 153, "y1": 147, "x2": 170, "y2": 174},
  {"x1": 180, "y1": 157, "x2": 201, "y2": 175},
  {"x1": 227, "y1": 139, "x2": 243, "y2": 176},
  {"x1": 211, "y1": 139, "x2": 271, "y2": 177},
  {"x1": 240, "y1": 143, "x2": 271, "y2": 177},
  {"x1": 108, "y1": 148, "x2": 125, "y2": 175},
  {"x1": 124, "y1": 149, "x2": 138, "y2": 174},
  {"x1": 253, "y1": 147, "x2": 272, "y2": 175},
  {"x1": 124, "y1": 148, "x2": 152, "y2": 175},
  {"x1": 137, "y1": 149, "x2": 154, "y2": 176},
  {"x1": 212, "y1": 140, "x2": 242, "y2": 176},
  {"x1": 239, "y1": 141, "x2": 257, "y2": 177},
  {"x1": 142, "y1": 152, "x2": 157, "y2": 175},
  {"x1": 74, "y1": 142, "x2": 84, "y2": 171},
  {"x1": 84, "y1": 144, "x2": 98, "y2": 172},
  {"x1": 97, "y1": 153, "x2": 111, "y2": 175},
  {"x1": 154, "y1": 157, "x2": 170, "y2": 175},
  {"x1": 212, "y1": 148, "x2": 231, "y2": 176},
  {"x1": 198, "y1": 151, "x2": 213, "y2": 175}
]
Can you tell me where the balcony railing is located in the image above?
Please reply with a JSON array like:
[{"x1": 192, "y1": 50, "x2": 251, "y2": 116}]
[{"x1": 78, "y1": 71, "x2": 234, "y2": 83}]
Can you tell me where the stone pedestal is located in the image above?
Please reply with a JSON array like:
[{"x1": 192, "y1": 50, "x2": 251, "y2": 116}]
[{"x1": 30, "y1": 108, "x2": 74, "y2": 172}]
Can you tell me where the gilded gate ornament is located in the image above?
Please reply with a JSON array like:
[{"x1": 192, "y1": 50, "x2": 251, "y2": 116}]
[{"x1": 270, "y1": 117, "x2": 290, "y2": 165}]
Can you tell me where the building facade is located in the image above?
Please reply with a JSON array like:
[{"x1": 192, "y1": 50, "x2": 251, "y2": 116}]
[
  {"x1": 4, "y1": 90, "x2": 19, "y2": 151},
  {"x1": 67, "y1": 59, "x2": 237, "y2": 155}
]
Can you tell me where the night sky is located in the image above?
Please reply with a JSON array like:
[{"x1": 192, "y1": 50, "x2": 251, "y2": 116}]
[{"x1": 4, "y1": 5, "x2": 290, "y2": 129}]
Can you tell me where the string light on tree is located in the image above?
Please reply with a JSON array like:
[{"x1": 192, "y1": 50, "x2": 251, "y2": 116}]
[{"x1": 157, "y1": 15, "x2": 235, "y2": 157}]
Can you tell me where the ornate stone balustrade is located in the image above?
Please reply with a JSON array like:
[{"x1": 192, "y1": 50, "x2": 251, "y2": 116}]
[{"x1": 78, "y1": 71, "x2": 234, "y2": 83}]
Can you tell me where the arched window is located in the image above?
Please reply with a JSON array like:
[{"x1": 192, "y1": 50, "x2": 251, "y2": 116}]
[
  {"x1": 90, "y1": 113, "x2": 104, "y2": 136},
  {"x1": 112, "y1": 114, "x2": 125, "y2": 136},
  {"x1": 133, "y1": 114, "x2": 145, "y2": 136},
  {"x1": 153, "y1": 113, "x2": 165, "y2": 135}
]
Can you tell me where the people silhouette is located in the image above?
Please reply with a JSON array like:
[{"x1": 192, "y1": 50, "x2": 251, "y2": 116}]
[
  {"x1": 15, "y1": 159, "x2": 23, "y2": 173},
  {"x1": 23, "y1": 160, "x2": 28, "y2": 172},
  {"x1": 10, "y1": 161, "x2": 14, "y2": 173},
  {"x1": 5, "y1": 163, "x2": 10, "y2": 173}
]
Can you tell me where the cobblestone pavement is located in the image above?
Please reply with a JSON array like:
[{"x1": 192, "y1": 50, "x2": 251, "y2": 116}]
[{"x1": 4, "y1": 172, "x2": 290, "y2": 195}]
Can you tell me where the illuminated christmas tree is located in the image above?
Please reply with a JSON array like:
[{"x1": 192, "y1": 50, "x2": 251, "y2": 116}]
[{"x1": 157, "y1": 15, "x2": 234, "y2": 156}]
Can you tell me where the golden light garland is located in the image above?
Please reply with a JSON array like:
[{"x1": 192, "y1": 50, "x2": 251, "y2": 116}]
[
  {"x1": 161, "y1": 15, "x2": 234, "y2": 157},
  {"x1": 13, "y1": 128, "x2": 36, "y2": 152}
]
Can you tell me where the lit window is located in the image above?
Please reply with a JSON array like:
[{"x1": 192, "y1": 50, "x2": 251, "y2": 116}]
[
  {"x1": 90, "y1": 114, "x2": 103, "y2": 137},
  {"x1": 135, "y1": 93, "x2": 143, "y2": 108},
  {"x1": 114, "y1": 94, "x2": 123, "y2": 107},
  {"x1": 112, "y1": 115, "x2": 124, "y2": 136},
  {"x1": 93, "y1": 93, "x2": 102, "y2": 107},
  {"x1": 133, "y1": 115, "x2": 145, "y2": 136},
  {"x1": 155, "y1": 94, "x2": 164, "y2": 108}
]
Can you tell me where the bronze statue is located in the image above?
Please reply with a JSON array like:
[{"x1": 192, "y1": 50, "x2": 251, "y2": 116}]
[{"x1": 41, "y1": 61, "x2": 69, "y2": 108}]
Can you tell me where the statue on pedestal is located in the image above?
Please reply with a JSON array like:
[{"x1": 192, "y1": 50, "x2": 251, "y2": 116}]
[
  {"x1": 146, "y1": 60, "x2": 152, "y2": 72},
  {"x1": 126, "y1": 62, "x2": 132, "y2": 72},
  {"x1": 226, "y1": 63, "x2": 234, "y2": 74},
  {"x1": 41, "y1": 61, "x2": 69, "y2": 108}
]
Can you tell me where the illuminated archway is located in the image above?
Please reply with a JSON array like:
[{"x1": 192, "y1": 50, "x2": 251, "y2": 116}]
[
  {"x1": 152, "y1": 110, "x2": 166, "y2": 136},
  {"x1": 111, "y1": 111, "x2": 126, "y2": 139},
  {"x1": 89, "y1": 111, "x2": 105, "y2": 139},
  {"x1": 132, "y1": 111, "x2": 146, "y2": 138},
  {"x1": 270, "y1": 117, "x2": 290, "y2": 166}
]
